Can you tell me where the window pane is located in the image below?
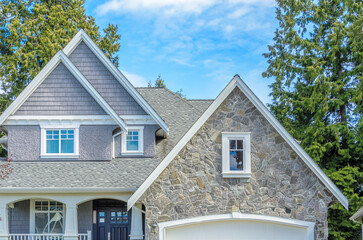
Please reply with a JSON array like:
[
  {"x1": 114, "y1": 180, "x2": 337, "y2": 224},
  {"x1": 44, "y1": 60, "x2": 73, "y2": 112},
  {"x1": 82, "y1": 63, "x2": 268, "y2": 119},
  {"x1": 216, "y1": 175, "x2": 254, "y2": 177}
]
[
  {"x1": 127, "y1": 141, "x2": 138, "y2": 151},
  {"x1": 229, "y1": 140, "x2": 236, "y2": 149},
  {"x1": 49, "y1": 201, "x2": 56, "y2": 211},
  {"x1": 35, "y1": 213, "x2": 48, "y2": 233},
  {"x1": 47, "y1": 140, "x2": 59, "y2": 153},
  {"x1": 61, "y1": 139, "x2": 74, "y2": 153},
  {"x1": 49, "y1": 212, "x2": 63, "y2": 233},
  {"x1": 236, "y1": 140, "x2": 243, "y2": 150},
  {"x1": 230, "y1": 150, "x2": 243, "y2": 171},
  {"x1": 35, "y1": 201, "x2": 42, "y2": 211}
]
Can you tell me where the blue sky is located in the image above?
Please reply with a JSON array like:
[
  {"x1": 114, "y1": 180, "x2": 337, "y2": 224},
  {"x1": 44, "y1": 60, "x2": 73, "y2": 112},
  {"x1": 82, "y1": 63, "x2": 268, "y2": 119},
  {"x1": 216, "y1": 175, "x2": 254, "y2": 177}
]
[{"x1": 84, "y1": 0, "x2": 278, "y2": 104}]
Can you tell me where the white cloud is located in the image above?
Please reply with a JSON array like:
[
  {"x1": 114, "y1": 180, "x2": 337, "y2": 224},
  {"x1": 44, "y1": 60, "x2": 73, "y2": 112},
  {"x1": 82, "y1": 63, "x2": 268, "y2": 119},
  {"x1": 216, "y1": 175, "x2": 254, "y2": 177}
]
[
  {"x1": 121, "y1": 70, "x2": 148, "y2": 87},
  {"x1": 97, "y1": 0, "x2": 217, "y2": 15}
]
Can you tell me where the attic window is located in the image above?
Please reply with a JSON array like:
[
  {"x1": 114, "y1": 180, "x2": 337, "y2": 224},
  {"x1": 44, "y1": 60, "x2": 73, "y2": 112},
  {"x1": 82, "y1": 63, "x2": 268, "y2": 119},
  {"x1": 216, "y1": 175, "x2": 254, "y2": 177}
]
[
  {"x1": 221, "y1": 132, "x2": 251, "y2": 180},
  {"x1": 121, "y1": 126, "x2": 144, "y2": 155}
]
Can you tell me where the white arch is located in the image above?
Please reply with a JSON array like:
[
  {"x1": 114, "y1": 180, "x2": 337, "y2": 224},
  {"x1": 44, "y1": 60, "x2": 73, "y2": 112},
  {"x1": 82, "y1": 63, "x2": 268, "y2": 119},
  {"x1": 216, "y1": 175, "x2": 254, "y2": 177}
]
[{"x1": 158, "y1": 212, "x2": 315, "y2": 240}]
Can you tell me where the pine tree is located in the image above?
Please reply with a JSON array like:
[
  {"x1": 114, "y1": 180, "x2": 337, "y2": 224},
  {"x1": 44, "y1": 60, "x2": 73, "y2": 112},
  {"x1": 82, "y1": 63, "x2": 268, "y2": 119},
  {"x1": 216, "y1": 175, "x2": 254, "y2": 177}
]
[
  {"x1": 0, "y1": 0, "x2": 121, "y2": 111},
  {"x1": 263, "y1": 0, "x2": 362, "y2": 239}
]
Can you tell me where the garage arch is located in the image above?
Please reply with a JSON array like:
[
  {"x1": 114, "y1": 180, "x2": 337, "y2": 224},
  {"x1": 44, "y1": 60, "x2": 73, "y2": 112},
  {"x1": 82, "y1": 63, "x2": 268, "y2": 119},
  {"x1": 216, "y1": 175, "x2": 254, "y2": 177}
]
[{"x1": 158, "y1": 213, "x2": 315, "y2": 240}]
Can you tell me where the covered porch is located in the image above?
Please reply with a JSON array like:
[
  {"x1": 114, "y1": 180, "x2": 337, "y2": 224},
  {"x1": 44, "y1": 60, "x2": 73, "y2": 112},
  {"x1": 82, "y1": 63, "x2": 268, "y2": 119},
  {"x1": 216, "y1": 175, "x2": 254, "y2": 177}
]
[{"x1": 0, "y1": 193, "x2": 144, "y2": 240}]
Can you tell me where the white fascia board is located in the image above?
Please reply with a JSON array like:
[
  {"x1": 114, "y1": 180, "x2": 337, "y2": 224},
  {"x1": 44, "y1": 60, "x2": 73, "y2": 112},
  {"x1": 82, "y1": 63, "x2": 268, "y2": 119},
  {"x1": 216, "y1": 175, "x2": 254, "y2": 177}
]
[
  {"x1": 127, "y1": 75, "x2": 348, "y2": 210},
  {"x1": 350, "y1": 206, "x2": 363, "y2": 221},
  {"x1": 0, "y1": 51, "x2": 128, "y2": 132},
  {"x1": 58, "y1": 51, "x2": 128, "y2": 132},
  {"x1": 127, "y1": 78, "x2": 238, "y2": 210},
  {"x1": 4, "y1": 115, "x2": 156, "y2": 126},
  {"x1": 0, "y1": 52, "x2": 63, "y2": 126},
  {"x1": 63, "y1": 30, "x2": 169, "y2": 135},
  {"x1": 234, "y1": 77, "x2": 348, "y2": 209}
]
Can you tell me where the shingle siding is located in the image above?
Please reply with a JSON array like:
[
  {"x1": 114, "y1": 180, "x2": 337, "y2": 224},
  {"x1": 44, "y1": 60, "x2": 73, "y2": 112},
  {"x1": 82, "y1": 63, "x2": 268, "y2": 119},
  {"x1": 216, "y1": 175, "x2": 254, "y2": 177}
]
[
  {"x1": 69, "y1": 41, "x2": 146, "y2": 115},
  {"x1": 78, "y1": 201, "x2": 93, "y2": 233},
  {"x1": 9, "y1": 200, "x2": 30, "y2": 234},
  {"x1": 14, "y1": 63, "x2": 107, "y2": 116}
]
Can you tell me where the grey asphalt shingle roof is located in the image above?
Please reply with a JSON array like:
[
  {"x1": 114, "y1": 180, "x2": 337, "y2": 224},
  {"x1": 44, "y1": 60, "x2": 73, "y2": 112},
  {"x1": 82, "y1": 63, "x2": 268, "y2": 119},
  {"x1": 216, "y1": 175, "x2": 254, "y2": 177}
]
[{"x1": 0, "y1": 88, "x2": 212, "y2": 190}]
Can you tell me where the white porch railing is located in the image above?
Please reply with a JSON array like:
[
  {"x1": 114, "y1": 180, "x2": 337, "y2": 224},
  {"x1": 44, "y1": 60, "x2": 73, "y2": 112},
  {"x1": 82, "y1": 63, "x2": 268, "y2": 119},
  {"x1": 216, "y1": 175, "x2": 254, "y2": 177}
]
[
  {"x1": 9, "y1": 232, "x2": 91, "y2": 240},
  {"x1": 9, "y1": 234, "x2": 63, "y2": 240},
  {"x1": 78, "y1": 231, "x2": 92, "y2": 240}
]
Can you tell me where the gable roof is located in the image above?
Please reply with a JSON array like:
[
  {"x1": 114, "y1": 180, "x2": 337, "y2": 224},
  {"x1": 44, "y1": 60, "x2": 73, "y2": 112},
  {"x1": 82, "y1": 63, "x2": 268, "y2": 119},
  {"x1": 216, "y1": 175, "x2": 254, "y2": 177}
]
[
  {"x1": 0, "y1": 51, "x2": 128, "y2": 132},
  {"x1": 63, "y1": 30, "x2": 169, "y2": 135},
  {"x1": 127, "y1": 75, "x2": 349, "y2": 210}
]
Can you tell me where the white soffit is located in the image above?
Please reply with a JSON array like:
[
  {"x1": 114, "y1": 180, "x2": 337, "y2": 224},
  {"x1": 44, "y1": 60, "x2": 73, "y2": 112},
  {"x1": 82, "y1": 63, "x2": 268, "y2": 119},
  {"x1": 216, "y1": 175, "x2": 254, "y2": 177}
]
[
  {"x1": 127, "y1": 75, "x2": 348, "y2": 210},
  {"x1": 63, "y1": 30, "x2": 169, "y2": 135},
  {"x1": 0, "y1": 51, "x2": 128, "y2": 132}
]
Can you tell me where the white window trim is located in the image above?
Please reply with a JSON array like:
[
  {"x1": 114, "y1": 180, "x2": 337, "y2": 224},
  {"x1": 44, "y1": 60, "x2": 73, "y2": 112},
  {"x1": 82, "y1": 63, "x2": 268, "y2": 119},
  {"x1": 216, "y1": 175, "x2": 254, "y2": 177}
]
[
  {"x1": 40, "y1": 125, "x2": 80, "y2": 158},
  {"x1": 29, "y1": 199, "x2": 65, "y2": 234},
  {"x1": 121, "y1": 126, "x2": 144, "y2": 155},
  {"x1": 222, "y1": 132, "x2": 251, "y2": 180}
]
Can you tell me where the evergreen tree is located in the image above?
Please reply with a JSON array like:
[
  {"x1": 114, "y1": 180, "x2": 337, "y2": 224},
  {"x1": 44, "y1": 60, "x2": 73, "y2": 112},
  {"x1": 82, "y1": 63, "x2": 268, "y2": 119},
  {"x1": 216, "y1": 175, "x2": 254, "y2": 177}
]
[
  {"x1": 263, "y1": 0, "x2": 362, "y2": 239},
  {"x1": 0, "y1": 0, "x2": 121, "y2": 112}
]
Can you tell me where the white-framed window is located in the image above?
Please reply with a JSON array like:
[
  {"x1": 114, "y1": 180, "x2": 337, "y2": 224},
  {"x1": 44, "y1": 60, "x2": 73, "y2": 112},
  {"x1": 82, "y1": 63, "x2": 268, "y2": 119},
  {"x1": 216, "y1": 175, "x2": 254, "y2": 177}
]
[
  {"x1": 31, "y1": 200, "x2": 64, "y2": 234},
  {"x1": 121, "y1": 126, "x2": 144, "y2": 155},
  {"x1": 222, "y1": 132, "x2": 251, "y2": 180},
  {"x1": 40, "y1": 126, "x2": 79, "y2": 158}
]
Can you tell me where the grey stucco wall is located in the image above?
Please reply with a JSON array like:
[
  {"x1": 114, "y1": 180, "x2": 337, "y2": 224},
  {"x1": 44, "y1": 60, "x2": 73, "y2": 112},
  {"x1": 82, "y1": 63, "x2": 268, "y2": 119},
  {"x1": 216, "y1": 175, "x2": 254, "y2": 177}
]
[
  {"x1": 79, "y1": 125, "x2": 114, "y2": 161},
  {"x1": 14, "y1": 62, "x2": 107, "y2": 116},
  {"x1": 7, "y1": 125, "x2": 41, "y2": 161},
  {"x1": 9, "y1": 200, "x2": 30, "y2": 234},
  {"x1": 78, "y1": 201, "x2": 93, "y2": 233},
  {"x1": 69, "y1": 41, "x2": 146, "y2": 115},
  {"x1": 140, "y1": 88, "x2": 334, "y2": 240},
  {"x1": 6, "y1": 125, "x2": 118, "y2": 161},
  {"x1": 6, "y1": 124, "x2": 157, "y2": 160},
  {"x1": 114, "y1": 125, "x2": 159, "y2": 158}
]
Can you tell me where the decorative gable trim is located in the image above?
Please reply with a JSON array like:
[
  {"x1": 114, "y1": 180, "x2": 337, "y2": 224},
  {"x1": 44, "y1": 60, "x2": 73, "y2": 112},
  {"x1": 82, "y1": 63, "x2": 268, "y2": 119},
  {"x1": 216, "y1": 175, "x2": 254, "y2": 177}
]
[
  {"x1": 0, "y1": 51, "x2": 128, "y2": 132},
  {"x1": 127, "y1": 75, "x2": 348, "y2": 210},
  {"x1": 63, "y1": 30, "x2": 169, "y2": 135}
]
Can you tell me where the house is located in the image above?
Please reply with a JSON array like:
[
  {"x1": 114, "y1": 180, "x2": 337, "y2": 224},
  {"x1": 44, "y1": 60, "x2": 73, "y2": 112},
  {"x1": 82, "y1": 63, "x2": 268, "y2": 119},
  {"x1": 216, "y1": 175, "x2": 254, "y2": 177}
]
[
  {"x1": 350, "y1": 206, "x2": 363, "y2": 240},
  {"x1": 0, "y1": 30, "x2": 348, "y2": 240}
]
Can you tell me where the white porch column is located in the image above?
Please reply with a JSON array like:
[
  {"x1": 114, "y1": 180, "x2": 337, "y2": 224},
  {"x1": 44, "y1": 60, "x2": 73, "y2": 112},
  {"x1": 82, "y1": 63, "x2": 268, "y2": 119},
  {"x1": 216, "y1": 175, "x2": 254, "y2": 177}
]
[
  {"x1": 0, "y1": 203, "x2": 9, "y2": 240},
  {"x1": 64, "y1": 203, "x2": 78, "y2": 240},
  {"x1": 129, "y1": 206, "x2": 144, "y2": 240}
]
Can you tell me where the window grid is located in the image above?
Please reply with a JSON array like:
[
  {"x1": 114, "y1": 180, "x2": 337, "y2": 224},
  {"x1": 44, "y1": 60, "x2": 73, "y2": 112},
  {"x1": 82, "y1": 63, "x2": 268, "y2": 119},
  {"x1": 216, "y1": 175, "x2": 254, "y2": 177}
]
[
  {"x1": 34, "y1": 201, "x2": 64, "y2": 234},
  {"x1": 126, "y1": 131, "x2": 139, "y2": 151},
  {"x1": 46, "y1": 129, "x2": 74, "y2": 154},
  {"x1": 229, "y1": 139, "x2": 244, "y2": 171}
]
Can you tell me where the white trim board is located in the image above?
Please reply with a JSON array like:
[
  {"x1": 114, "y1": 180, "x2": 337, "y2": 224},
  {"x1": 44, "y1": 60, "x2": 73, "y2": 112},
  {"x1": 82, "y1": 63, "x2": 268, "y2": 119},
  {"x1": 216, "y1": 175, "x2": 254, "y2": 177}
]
[
  {"x1": 127, "y1": 75, "x2": 348, "y2": 210},
  {"x1": 63, "y1": 29, "x2": 169, "y2": 135},
  {"x1": 0, "y1": 51, "x2": 128, "y2": 132},
  {"x1": 158, "y1": 213, "x2": 315, "y2": 240},
  {"x1": 4, "y1": 115, "x2": 157, "y2": 126}
]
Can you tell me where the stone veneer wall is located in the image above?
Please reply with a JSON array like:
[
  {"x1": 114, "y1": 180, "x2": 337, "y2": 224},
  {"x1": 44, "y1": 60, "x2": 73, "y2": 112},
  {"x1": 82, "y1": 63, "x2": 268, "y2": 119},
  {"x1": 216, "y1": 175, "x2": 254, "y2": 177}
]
[{"x1": 140, "y1": 88, "x2": 335, "y2": 240}]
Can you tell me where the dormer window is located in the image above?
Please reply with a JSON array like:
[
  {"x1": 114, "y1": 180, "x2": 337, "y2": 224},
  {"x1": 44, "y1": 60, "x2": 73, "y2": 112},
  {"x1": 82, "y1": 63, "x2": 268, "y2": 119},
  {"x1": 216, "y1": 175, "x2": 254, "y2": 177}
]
[
  {"x1": 40, "y1": 126, "x2": 79, "y2": 158},
  {"x1": 122, "y1": 126, "x2": 144, "y2": 155},
  {"x1": 222, "y1": 132, "x2": 251, "y2": 180}
]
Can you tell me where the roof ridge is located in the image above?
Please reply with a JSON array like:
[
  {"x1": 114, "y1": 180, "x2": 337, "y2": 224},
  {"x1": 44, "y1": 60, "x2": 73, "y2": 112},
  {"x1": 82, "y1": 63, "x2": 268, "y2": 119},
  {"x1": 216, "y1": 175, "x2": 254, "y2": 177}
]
[{"x1": 188, "y1": 99, "x2": 214, "y2": 101}]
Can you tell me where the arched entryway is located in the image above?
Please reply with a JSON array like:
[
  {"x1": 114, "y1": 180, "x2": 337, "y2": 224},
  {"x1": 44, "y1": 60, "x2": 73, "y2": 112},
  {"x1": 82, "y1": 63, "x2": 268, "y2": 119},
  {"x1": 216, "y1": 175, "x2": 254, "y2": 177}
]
[{"x1": 91, "y1": 199, "x2": 130, "y2": 240}]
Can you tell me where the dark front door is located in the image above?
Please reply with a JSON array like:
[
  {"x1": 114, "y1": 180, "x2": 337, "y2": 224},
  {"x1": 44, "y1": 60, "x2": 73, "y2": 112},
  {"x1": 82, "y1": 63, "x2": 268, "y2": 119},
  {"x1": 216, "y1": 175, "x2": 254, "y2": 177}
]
[{"x1": 94, "y1": 200, "x2": 131, "y2": 240}]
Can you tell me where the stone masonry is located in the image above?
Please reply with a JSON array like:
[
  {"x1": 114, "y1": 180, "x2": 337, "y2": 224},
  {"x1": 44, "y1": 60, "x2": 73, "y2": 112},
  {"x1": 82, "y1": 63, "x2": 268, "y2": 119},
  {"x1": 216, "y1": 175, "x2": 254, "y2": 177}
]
[{"x1": 140, "y1": 87, "x2": 336, "y2": 240}]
